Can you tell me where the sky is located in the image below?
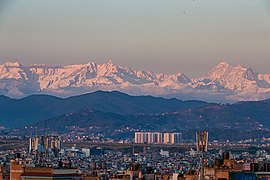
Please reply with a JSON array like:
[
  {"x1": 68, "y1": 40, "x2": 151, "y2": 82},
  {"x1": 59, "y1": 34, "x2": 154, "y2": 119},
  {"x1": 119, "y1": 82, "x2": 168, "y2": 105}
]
[{"x1": 0, "y1": 0, "x2": 269, "y2": 77}]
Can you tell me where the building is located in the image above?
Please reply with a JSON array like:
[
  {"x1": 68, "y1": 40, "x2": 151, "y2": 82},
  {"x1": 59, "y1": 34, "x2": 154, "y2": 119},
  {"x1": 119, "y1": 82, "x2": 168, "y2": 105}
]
[
  {"x1": 82, "y1": 148, "x2": 90, "y2": 157},
  {"x1": 163, "y1": 133, "x2": 171, "y2": 144},
  {"x1": 20, "y1": 168, "x2": 81, "y2": 180},
  {"x1": 134, "y1": 132, "x2": 182, "y2": 144},
  {"x1": 125, "y1": 163, "x2": 143, "y2": 180},
  {"x1": 160, "y1": 149, "x2": 169, "y2": 157},
  {"x1": 229, "y1": 170, "x2": 270, "y2": 180},
  {"x1": 171, "y1": 133, "x2": 182, "y2": 144},
  {"x1": 0, "y1": 165, "x2": 10, "y2": 180},
  {"x1": 134, "y1": 132, "x2": 145, "y2": 144},
  {"x1": 10, "y1": 158, "x2": 81, "y2": 180}
]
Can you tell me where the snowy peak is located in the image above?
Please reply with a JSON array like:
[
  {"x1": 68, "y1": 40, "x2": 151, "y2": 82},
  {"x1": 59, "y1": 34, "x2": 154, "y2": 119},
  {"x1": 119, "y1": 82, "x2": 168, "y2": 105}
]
[
  {"x1": 1, "y1": 61, "x2": 22, "y2": 67},
  {"x1": 106, "y1": 59, "x2": 114, "y2": 66},
  {"x1": 0, "y1": 61, "x2": 27, "y2": 80},
  {"x1": 98, "y1": 60, "x2": 119, "y2": 76},
  {"x1": 207, "y1": 61, "x2": 246, "y2": 79},
  {"x1": 243, "y1": 67, "x2": 258, "y2": 81},
  {"x1": 0, "y1": 60, "x2": 270, "y2": 102},
  {"x1": 200, "y1": 62, "x2": 263, "y2": 92},
  {"x1": 216, "y1": 61, "x2": 230, "y2": 68}
]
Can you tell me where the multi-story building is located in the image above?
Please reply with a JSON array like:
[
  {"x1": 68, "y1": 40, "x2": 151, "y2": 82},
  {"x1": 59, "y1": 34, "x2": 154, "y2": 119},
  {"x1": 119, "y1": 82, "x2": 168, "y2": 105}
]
[
  {"x1": 171, "y1": 133, "x2": 182, "y2": 144},
  {"x1": 10, "y1": 158, "x2": 81, "y2": 180},
  {"x1": 134, "y1": 132, "x2": 182, "y2": 144},
  {"x1": 163, "y1": 133, "x2": 171, "y2": 144}
]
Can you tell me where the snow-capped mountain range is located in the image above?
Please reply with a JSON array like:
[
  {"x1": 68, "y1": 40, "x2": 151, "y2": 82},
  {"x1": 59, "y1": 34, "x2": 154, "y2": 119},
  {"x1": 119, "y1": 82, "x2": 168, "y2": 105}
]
[{"x1": 0, "y1": 60, "x2": 270, "y2": 102}]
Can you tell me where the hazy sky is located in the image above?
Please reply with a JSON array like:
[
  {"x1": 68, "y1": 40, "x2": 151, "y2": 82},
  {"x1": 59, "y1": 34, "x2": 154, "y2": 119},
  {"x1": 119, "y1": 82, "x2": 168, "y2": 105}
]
[{"x1": 0, "y1": 0, "x2": 269, "y2": 77}]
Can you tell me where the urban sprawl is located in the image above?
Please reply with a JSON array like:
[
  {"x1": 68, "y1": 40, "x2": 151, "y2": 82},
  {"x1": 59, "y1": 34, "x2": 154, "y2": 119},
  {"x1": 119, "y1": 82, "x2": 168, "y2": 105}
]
[{"x1": 0, "y1": 130, "x2": 270, "y2": 179}]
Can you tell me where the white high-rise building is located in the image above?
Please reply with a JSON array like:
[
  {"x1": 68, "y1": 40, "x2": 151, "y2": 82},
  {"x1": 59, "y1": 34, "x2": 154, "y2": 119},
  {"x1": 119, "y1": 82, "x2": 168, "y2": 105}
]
[
  {"x1": 171, "y1": 133, "x2": 182, "y2": 144},
  {"x1": 134, "y1": 132, "x2": 182, "y2": 144},
  {"x1": 135, "y1": 132, "x2": 148, "y2": 143},
  {"x1": 29, "y1": 137, "x2": 34, "y2": 153},
  {"x1": 163, "y1": 133, "x2": 171, "y2": 144}
]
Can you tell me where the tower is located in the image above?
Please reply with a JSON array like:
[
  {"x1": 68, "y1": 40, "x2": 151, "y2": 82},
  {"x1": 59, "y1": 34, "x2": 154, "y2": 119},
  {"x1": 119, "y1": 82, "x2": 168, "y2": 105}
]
[{"x1": 196, "y1": 130, "x2": 209, "y2": 179}]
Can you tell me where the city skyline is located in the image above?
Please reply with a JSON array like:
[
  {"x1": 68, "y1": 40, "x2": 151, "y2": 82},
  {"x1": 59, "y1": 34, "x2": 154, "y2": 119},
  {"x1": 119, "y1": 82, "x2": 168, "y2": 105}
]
[{"x1": 0, "y1": 0, "x2": 269, "y2": 77}]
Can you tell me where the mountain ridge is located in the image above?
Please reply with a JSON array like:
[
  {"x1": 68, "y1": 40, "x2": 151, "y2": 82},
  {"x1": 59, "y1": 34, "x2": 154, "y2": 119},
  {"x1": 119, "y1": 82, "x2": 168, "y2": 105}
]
[
  {"x1": 1, "y1": 90, "x2": 270, "y2": 141},
  {"x1": 34, "y1": 100, "x2": 270, "y2": 141},
  {"x1": 0, "y1": 90, "x2": 209, "y2": 128},
  {"x1": 1, "y1": 60, "x2": 270, "y2": 102}
]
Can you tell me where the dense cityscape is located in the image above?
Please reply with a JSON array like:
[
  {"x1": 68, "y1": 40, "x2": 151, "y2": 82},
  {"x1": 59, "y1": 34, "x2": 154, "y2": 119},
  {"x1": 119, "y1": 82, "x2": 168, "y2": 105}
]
[{"x1": 0, "y1": 129, "x2": 270, "y2": 179}]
